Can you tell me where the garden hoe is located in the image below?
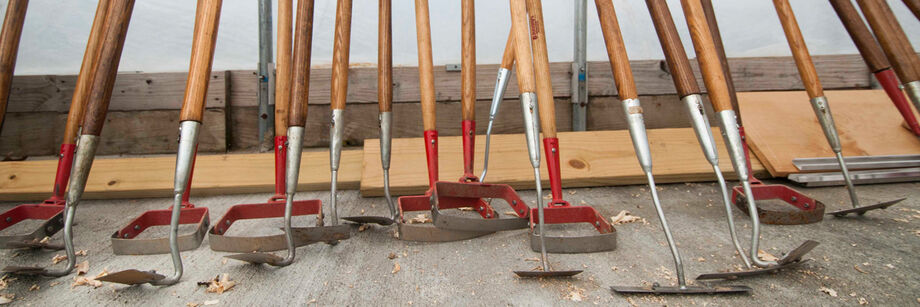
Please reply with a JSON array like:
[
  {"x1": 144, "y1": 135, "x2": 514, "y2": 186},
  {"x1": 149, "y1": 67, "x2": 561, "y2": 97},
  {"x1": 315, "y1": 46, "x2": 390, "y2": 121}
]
[
  {"x1": 3, "y1": 0, "x2": 133, "y2": 278},
  {"x1": 645, "y1": 0, "x2": 751, "y2": 270},
  {"x1": 905, "y1": 0, "x2": 920, "y2": 21},
  {"x1": 96, "y1": 0, "x2": 218, "y2": 285},
  {"x1": 479, "y1": 31, "x2": 514, "y2": 183},
  {"x1": 0, "y1": 0, "x2": 70, "y2": 251},
  {"x1": 597, "y1": 0, "x2": 749, "y2": 294},
  {"x1": 685, "y1": 0, "x2": 818, "y2": 281},
  {"x1": 394, "y1": 0, "x2": 503, "y2": 242},
  {"x1": 776, "y1": 0, "x2": 905, "y2": 217},
  {"x1": 430, "y1": 0, "x2": 531, "y2": 234},
  {"x1": 830, "y1": 0, "x2": 920, "y2": 136},
  {"x1": 508, "y1": 0, "x2": 582, "y2": 278},
  {"x1": 859, "y1": 0, "x2": 920, "y2": 131},
  {"x1": 700, "y1": 0, "x2": 825, "y2": 226},
  {"x1": 225, "y1": 0, "x2": 351, "y2": 266},
  {"x1": 342, "y1": 0, "x2": 397, "y2": 226},
  {"x1": 209, "y1": 0, "x2": 329, "y2": 255}
]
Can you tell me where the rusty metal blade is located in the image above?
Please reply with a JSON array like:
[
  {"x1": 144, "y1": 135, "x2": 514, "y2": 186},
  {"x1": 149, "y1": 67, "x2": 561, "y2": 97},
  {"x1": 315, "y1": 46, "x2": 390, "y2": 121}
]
[
  {"x1": 95, "y1": 269, "x2": 165, "y2": 285},
  {"x1": 828, "y1": 198, "x2": 907, "y2": 217},
  {"x1": 342, "y1": 216, "x2": 395, "y2": 225},
  {"x1": 110, "y1": 213, "x2": 209, "y2": 255},
  {"x1": 288, "y1": 224, "x2": 352, "y2": 243},
  {"x1": 224, "y1": 253, "x2": 284, "y2": 265},
  {"x1": 696, "y1": 259, "x2": 810, "y2": 280},
  {"x1": 530, "y1": 232, "x2": 617, "y2": 254},
  {"x1": 513, "y1": 269, "x2": 583, "y2": 278},
  {"x1": 610, "y1": 285, "x2": 752, "y2": 294},
  {"x1": 208, "y1": 232, "x2": 319, "y2": 253},
  {"x1": 397, "y1": 223, "x2": 492, "y2": 242},
  {"x1": 778, "y1": 240, "x2": 819, "y2": 265},
  {"x1": 431, "y1": 208, "x2": 528, "y2": 232}
]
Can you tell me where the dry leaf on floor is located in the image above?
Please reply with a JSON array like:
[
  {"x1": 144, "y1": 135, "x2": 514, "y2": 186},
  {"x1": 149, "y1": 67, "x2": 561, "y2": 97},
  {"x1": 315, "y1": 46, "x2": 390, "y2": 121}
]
[
  {"x1": 0, "y1": 294, "x2": 14, "y2": 305},
  {"x1": 39, "y1": 237, "x2": 50, "y2": 244},
  {"x1": 697, "y1": 257, "x2": 706, "y2": 262},
  {"x1": 51, "y1": 254, "x2": 67, "y2": 264},
  {"x1": 203, "y1": 274, "x2": 236, "y2": 294},
  {"x1": 71, "y1": 269, "x2": 107, "y2": 289},
  {"x1": 75, "y1": 250, "x2": 87, "y2": 256},
  {"x1": 407, "y1": 214, "x2": 432, "y2": 224},
  {"x1": 392, "y1": 262, "x2": 401, "y2": 274},
  {"x1": 504, "y1": 211, "x2": 517, "y2": 216},
  {"x1": 388, "y1": 252, "x2": 397, "y2": 260},
  {"x1": 819, "y1": 286, "x2": 838, "y2": 297},
  {"x1": 0, "y1": 276, "x2": 9, "y2": 290},
  {"x1": 204, "y1": 300, "x2": 219, "y2": 305},
  {"x1": 458, "y1": 207, "x2": 474, "y2": 211},
  {"x1": 610, "y1": 210, "x2": 645, "y2": 225},
  {"x1": 757, "y1": 250, "x2": 780, "y2": 262},
  {"x1": 858, "y1": 297, "x2": 868, "y2": 305},
  {"x1": 48, "y1": 281, "x2": 60, "y2": 287},
  {"x1": 186, "y1": 303, "x2": 201, "y2": 307},
  {"x1": 28, "y1": 284, "x2": 38, "y2": 291},
  {"x1": 357, "y1": 224, "x2": 370, "y2": 232},
  {"x1": 853, "y1": 264, "x2": 868, "y2": 274},
  {"x1": 524, "y1": 257, "x2": 540, "y2": 262},
  {"x1": 563, "y1": 285, "x2": 586, "y2": 302},
  {"x1": 76, "y1": 261, "x2": 89, "y2": 275}
]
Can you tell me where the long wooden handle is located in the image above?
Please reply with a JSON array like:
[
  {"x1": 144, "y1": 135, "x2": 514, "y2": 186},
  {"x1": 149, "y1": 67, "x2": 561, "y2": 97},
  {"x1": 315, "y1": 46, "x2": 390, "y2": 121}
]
[
  {"x1": 526, "y1": 0, "x2": 557, "y2": 137},
  {"x1": 179, "y1": 0, "x2": 223, "y2": 122},
  {"x1": 461, "y1": 0, "x2": 476, "y2": 121},
  {"x1": 0, "y1": 0, "x2": 28, "y2": 133},
  {"x1": 330, "y1": 0, "x2": 352, "y2": 111},
  {"x1": 858, "y1": 0, "x2": 920, "y2": 83},
  {"x1": 830, "y1": 0, "x2": 890, "y2": 73},
  {"x1": 62, "y1": 0, "x2": 110, "y2": 144},
  {"x1": 287, "y1": 0, "x2": 314, "y2": 127},
  {"x1": 594, "y1": 0, "x2": 638, "y2": 100},
  {"x1": 274, "y1": 0, "x2": 293, "y2": 135},
  {"x1": 681, "y1": 0, "x2": 733, "y2": 112},
  {"x1": 378, "y1": 0, "x2": 392, "y2": 113},
  {"x1": 700, "y1": 0, "x2": 740, "y2": 115},
  {"x1": 500, "y1": 30, "x2": 515, "y2": 70},
  {"x1": 904, "y1": 0, "x2": 920, "y2": 21},
  {"x1": 646, "y1": 0, "x2": 700, "y2": 98},
  {"x1": 81, "y1": 0, "x2": 135, "y2": 136},
  {"x1": 774, "y1": 0, "x2": 823, "y2": 99},
  {"x1": 509, "y1": 0, "x2": 534, "y2": 94},
  {"x1": 415, "y1": 0, "x2": 436, "y2": 131}
]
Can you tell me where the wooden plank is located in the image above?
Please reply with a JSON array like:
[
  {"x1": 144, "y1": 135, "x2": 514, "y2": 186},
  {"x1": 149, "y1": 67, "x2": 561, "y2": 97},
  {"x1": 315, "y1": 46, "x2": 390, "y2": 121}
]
[
  {"x1": 359, "y1": 128, "x2": 768, "y2": 196},
  {"x1": 7, "y1": 71, "x2": 226, "y2": 112},
  {"x1": 0, "y1": 149, "x2": 362, "y2": 202},
  {"x1": 739, "y1": 89, "x2": 920, "y2": 177},
  {"x1": 0, "y1": 109, "x2": 226, "y2": 157}
]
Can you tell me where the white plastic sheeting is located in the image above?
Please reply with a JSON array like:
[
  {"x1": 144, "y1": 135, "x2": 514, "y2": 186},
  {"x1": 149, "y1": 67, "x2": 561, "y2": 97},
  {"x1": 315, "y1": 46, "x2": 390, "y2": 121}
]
[{"x1": 4, "y1": 0, "x2": 920, "y2": 75}]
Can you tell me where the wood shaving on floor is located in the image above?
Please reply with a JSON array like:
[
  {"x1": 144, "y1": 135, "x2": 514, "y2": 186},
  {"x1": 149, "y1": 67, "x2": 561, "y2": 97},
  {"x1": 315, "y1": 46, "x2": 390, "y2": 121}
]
[
  {"x1": 76, "y1": 261, "x2": 89, "y2": 275},
  {"x1": 392, "y1": 262, "x2": 401, "y2": 274},
  {"x1": 71, "y1": 270, "x2": 108, "y2": 289},
  {"x1": 819, "y1": 286, "x2": 838, "y2": 297},
  {"x1": 407, "y1": 214, "x2": 432, "y2": 224},
  {"x1": 610, "y1": 210, "x2": 646, "y2": 225},
  {"x1": 757, "y1": 250, "x2": 780, "y2": 262},
  {"x1": 202, "y1": 274, "x2": 236, "y2": 294},
  {"x1": 0, "y1": 294, "x2": 14, "y2": 305}
]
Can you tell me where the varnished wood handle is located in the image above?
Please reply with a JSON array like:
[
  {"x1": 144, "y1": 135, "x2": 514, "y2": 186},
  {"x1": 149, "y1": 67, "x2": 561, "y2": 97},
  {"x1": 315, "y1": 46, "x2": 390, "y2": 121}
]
[
  {"x1": 274, "y1": 0, "x2": 293, "y2": 135},
  {"x1": 526, "y1": 0, "x2": 557, "y2": 137},
  {"x1": 700, "y1": 0, "x2": 740, "y2": 116},
  {"x1": 461, "y1": 0, "x2": 475, "y2": 121},
  {"x1": 63, "y1": 0, "x2": 110, "y2": 144},
  {"x1": 287, "y1": 0, "x2": 314, "y2": 127},
  {"x1": 646, "y1": 0, "x2": 700, "y2": 98},
  {"x1": 500, "y1": 30, "x2": 515, "y2": 70},
  {"x1": 0, "y1": 0, "x2": 28, "y2": 134},
  {"x1": 81, "y1": 0, "x2": 135, "y2": 136},
  {"x1": 858, "y1": 0, "x2": 920, "y2": 83},
  {"x1": 774, "y1": 0, "x2": 824, "y2": 99},
  {"x1": 681, "y1": 0, "x2": 733, "y2": 112},
  {"x1": 904, "y1": 0, "x2": 920, "y2": 21},
  {"x1": 415, "y1": 0, "x2": 436, "y2": 131},
  {"x1": 330, "y1": 0, "x2": 352, "y2": 111},
  {"x1": 509, "y1": 0, "x2": 535, "y2": 94},
  {"x1": 179, "y1": 0, "x2": 223, "y2": 122},
  {"x1": 594, "y1": 0, "x2": 638, "y2": 100},
  {"x1": 830, "y1": 0, "x2": 890, "y2": 73},
  {"x1": 378, "y1": 0, "x2": 392, "y2": 113}
]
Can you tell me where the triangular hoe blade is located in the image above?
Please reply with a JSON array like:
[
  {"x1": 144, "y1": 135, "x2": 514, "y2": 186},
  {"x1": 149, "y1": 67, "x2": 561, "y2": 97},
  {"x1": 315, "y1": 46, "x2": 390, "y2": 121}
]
[
  {"x1": 95, "y1": 269, "x2": 166, "y2": 285},
  {"x1": 224, "y1": 253, "x2": 284, "y2": 265},
  {"x1": 342, "y1": 216, "x2": 395, "y2": 226},
  {"x1": 778, "y1": 240, "x2": 819, "y2": 265},
  {"x1": 288, "y1": 224, "x2": 352, "y2": 243},
  {"x1": 513, "y1": 270, "x2": 582, "y2": 278},
  {"x1": 695, "y1": 259, "x2": 811, "y2": 280},
  {"x1": 610, "y1": 285, "x2": 752, "y2": 294},
  {"x1": 828, "y1": 198, "x2": 907, "y2": 217}
]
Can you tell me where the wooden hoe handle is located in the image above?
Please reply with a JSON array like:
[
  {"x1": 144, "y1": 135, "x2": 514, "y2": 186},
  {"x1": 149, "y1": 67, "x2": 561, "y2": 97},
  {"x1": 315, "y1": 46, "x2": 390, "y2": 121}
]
[
  {"x1": 857, "y1": 0, "x2": 920, "y2": 83},
  {"x1": 461, "y1": 0, "x2": 476, "y2": 121},
  {"x1": 288, "y1": 0, "x2": 315, "y2": 127},
  {"x1": 81, "y1": 0, "x2": 135, "y2": 136},
  {"x1": 509, "y1": 0, "x2": 535, "y2": 95},
  {"x1": 646, "y1": 0, "x2": 700, "y2": 98},
  {"x1": 62, "y1": 0, "x2": 110, "y2": 144},
  {"x1": 415, "y1": 0, "x2": 436, "y2": 131},
  {"x1": 378, "y1": 0, "x2": 392, "y2": 113},
  {"x1": 179, "y1": 0, "x2": 223, "y2": 122},
  {"x1": 829, "y1": 0, "x2": 890, "y2": 73},
  {"x1": 774, "y1": 0, "x2": 824, "y2": 99},
  {"x1": 681, "y1": 0, "x2": 733, "y2": 112},
  {"x1": 500, "y1": 30, "x2": 515, "y2": 71},
  {"x1": 526, "y1": 0, "x2": 557, "y2": 137},
  {"x1": 594, "y1": 0, "x2": 638, "y2": 101},
  {"x1": 275, "y1": 0, "x2": 293, "y2": 135},
  {"x1": 0, "y1": 0, "x2": 28, "y2": 134},
  {"x1": 330, "y1": 0, "x2": 352, "y2": 111}
]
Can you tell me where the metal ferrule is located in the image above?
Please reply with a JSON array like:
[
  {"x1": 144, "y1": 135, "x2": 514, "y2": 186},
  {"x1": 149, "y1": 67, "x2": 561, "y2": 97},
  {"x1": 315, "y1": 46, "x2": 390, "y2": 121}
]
[
  {"x1": 683, "y1": 94, "x2": 719, "y2": 166},
  {"x1": 154, "y1": 120, "x2": 200, "y2": 285},
  {"x1": 286, "y1": 127, "x2": 305, "y2": 196},
  {"x1": 520, "y1": 92, "x2": 541, "y2": 168},
  {"x1": 379, "y1": 112, "x2": 392, "y2": 170},
  {"x1": 809, "y1": 96, "x2": 842, "y2": 152},
  {"x1": 716, "y1": 110, "x2": 749, "y2": 181},
  {"x1": 330, "y1": 109, "x2": 345, "y2": 171},
  {"x1": 904, "y1": 80, "x2": 920, "y2": 113},
  {"x1": 480, "y1": 68, "x2": 511, "y2": 181},
  {"x1": 621, "y1": 98, "x2": 652, "y2": 172}
]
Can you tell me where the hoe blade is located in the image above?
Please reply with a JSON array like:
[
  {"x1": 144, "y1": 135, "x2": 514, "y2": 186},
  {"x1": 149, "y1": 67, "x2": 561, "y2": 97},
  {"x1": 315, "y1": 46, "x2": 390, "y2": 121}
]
[
  {"x1": 513, "y1": 269, "x2": 583, "y2": 278},
  {"x1": 397, "y1": 223, "x2": 491, "y2": 242},
  {"x1": 778, "y1": 240, "x2": 819, "y2": 264},
  {"x1": 288, "y1": 224, "x2": 353, "y2": 243},
  {"x1": 611, "y1": 285, "x2": 752, "y2": 295},
  {"x1": 530, "y1": 232, "x2": 618, "y2": 254},
  {"x1": 95, "y1": 269, "x2": 165, "y2": 285},
  {"x1": 828, "y1": 198, "x2": 907, "y2": 217},
  {"x1": 342, "y1": 216, "x2": 395, "y2": 226},
  {"x1": 224, "y1": 253, "x2": 284, "y2": 265},
  {"x1": 696, "y1": 259, "x2": 811, "y2": 280},
  {"x1": 2, "y1": 266, "x2": 49, "y2": 276}
]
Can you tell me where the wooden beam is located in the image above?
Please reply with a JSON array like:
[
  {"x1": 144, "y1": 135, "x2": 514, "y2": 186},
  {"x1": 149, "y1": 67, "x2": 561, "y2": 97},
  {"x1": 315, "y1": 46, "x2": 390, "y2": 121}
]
[
  {"x1": 739, "y1": 89, "x2": 920, "y2": 177},
  {"x1": 0, "y1": 149, "x2": 362, "y2": 202},
  {"x1": 360, "y1": 128, "x2": 769, "y2": 197}
]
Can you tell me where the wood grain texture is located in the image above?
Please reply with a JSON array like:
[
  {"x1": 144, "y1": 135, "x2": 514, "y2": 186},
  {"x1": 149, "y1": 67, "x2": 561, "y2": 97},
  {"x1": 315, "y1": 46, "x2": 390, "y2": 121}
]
[
  {"x1": 701, "y1": 0, "x2": 741, "y2": 116},
  {"x1": 287, "y1": 0, "x2": 314, "y2": 127},
  {"x1": 179, "y1": 0, "x2": 222, "y2": 122},
  {"x1": 329, "y1": 0, "x2": 352, "y2": 111},
  {"x1": 740, "y1": 90, "x2": 920, "y2": 176},
  {"x1": 830, "y1": 0, "x2": 890, "y2": 73},
  {"x1": 274, "y1": 0, "x2": 293, "y2": 135},
  {"x1": 905, "y1": 0, "x2": 920, "y2": 21},
  {"x1": 594, "y1": 0, "x2": 638, "y2": 100},
  {"x1": 509, "y1": 0, "x2": 535, "y2": 94},
  {"x1": 858, "y1": 0, "x2": 920, "y2": 83},
  {"x1": 461, "y1": 0, "x2": 476, "y2": 121},
  {"x1": 80, "y1": 0, "x2": 134, "y2": 136},
  {"x1": 647, "y1": 0, "x2": 700, "y2": 98},
  {"x1": 0, "y1": 148, "x2": 360, "y2": 201},
  {"x1": 526, "y1": 0, "x2": 557, "y2": 137},
  {"x1": 415, "y1": 0, "x2": 436, "y2": 131},
  {"x1": 0, "y1": 0, "x2": 28, "y2": 133},
  {"x1": 377, "y1": 0, "x2": 392, "y2": 113},
  {"x1": 682, "y1": 0, "x2": 733, "y2": 112},
  {"x1": 360, "y1": 128, "x2": 768, "y2": 196},
  {"x1": 62, "y1": 0, "x2": 110, "y2": 145},
  {"x1": 774, "y1": 0, "x2": 824, "y2": 99},
  {"x1": 500, "y1": 30, "x2": 515, "y2": 70}
]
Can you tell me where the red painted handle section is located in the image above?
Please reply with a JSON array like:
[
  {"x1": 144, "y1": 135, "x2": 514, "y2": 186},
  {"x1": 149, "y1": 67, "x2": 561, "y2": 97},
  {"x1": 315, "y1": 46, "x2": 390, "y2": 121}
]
[
  {"x1": 875, "y1": 69, "x2": 920, "y2": 135},
  {"x1": 460, "y1": 120, "x2": 477, "y2": 182},
  {"x1": 423, "y1": 130, "x2": 438, "y2": 188},
  {"x1": 542, "y1": 138, "x2": 568, "y2": 207},
  {"x1": 47, "y1": 144, "x2": 77, "y2": 205},
  {"x1": 273, "y1": 136, "x2": 288, "y2": 197}
]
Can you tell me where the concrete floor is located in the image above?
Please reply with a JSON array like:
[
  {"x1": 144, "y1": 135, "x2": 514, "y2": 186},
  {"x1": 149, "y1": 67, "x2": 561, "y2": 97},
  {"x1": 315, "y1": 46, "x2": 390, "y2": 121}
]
[{"x1": 0, "y1": 180, "x2": 918, "y2": 306}]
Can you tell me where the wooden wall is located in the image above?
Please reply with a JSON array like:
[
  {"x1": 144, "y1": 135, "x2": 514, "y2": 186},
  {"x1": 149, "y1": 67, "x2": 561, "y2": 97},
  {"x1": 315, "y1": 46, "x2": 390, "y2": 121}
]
[{"x1": 0, "y1": 54, "x2": 873, "y2": 159}]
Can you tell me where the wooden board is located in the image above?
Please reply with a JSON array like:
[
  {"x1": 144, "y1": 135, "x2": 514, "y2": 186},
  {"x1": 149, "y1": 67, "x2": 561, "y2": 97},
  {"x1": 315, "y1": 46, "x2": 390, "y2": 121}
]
[
  {"x1": 0, "y1": 149, "x2": 362, "y2": 202},
  {"x1": 738, "y1": 89, "x2": 920, "y2": 177},
  {"x1": 360, "y1": 128, "x2": 768, "y2": 196}
]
